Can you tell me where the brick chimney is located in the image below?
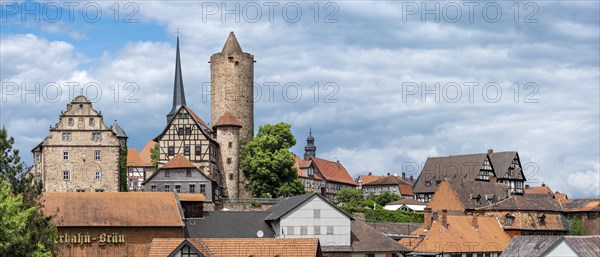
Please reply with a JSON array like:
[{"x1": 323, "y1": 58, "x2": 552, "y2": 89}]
[
  {"x1": 368, "y1": 172, "x2": 372, "y2": 176},
  {"x1": 432, "y1": 211, "x2": 439, "y2": 222},
  {"x1": 441, "y1": 209, "x2": 448, "y2": 229},
  {"x1": 402, "y1": 172, "x2": 406, "y2": 181},
  {"x1": 472, "y1": 213, "x2": 479, "y2": 229},
  {"x1": 424, "y1": 208, "x2": 433, "y2": 228},
  {"x1": 487, "y1": 148, "x2": 493, "y2": 156},
  {"x1": 490, "y1": 176, "x2": 497, "y2": 183},
  {"x1": 387, "y1": 172, "x2": 390, "y2": 176},
  {"x1": 410, "y1": 175, "x2": 414, "y2": 183}
]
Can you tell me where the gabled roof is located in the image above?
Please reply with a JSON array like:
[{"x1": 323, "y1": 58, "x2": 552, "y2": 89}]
[
  {"x1": 489, "y1": 151, "x2": 524, "y2": 181},
  {"x1": 149, "y1": 238, "x2": 322, "y2": 257},
  {"x1": 161, "y1": 154, "x2": 197, "y2": 169},
  {"x1": 524, "y1": 184, "x2": 554, "y2": 197},
  {"x1": 363, "y1": 175, "x2": 408, "y2": 186},
  {"x1": 265, "y1": 193, "x2": 353, "y2": 221},
  {"x1": 387, "y1": 199, "x2": 427, "y2": 206},
  {"x1": 213, "y1": 111, "x2": 242, "y2": 127},
  {"x1": 560, "y1": 198, "x2": 600, "y2": 212},
  {"x1": 293, "y1": 154, "x2": 324, "y2": 180},
  {"x1": 401, "y1": 216, "x2": 511, "y2": 253},
  {"x1": 358, "y1": 174, "x2": 383, "y2": 185},
  {"x1": 477, "y1": 195, "x2": 563, "y2": 212},
  {"x1": 563, "y1": 236, "x2": 600, "y2": 257},
  {"x1": 499, "y1": 236, "x2": 563, "y2": 257},
  {"x1": 399, "y1": 184, "x2": 414, "y2": 196},
  {"x1": 349, "y1": 220, "x2": 411, "y2": 253},
  {"x1": 445, "y1": 179, "x2": 509, "y2": 210},
  {"x1": 154, "y1": 105, "x2": 212, "y2": 142},
  {"x1": 127, "y1": 148, "x2": 150, "y2": 167},
  {"x1": 40, "y1": 192, "x2": 184, "y2": 227},
  {"x1": 185, "y1": 211, "x2": 275, "y2": 238},
  {"x1": 111, "y1": 122, "x2": 127, "y2": 138},
  {"x1": 139, "y1": 140, "x2": 157, "y2": 166},
  {"x1": 311, "y1": 157, "x2": 357, "y2": 186},
  {"x1": 413, "y1": 153, "x2": 491, "y2": 194},
  {"x1": 363, "y1": 221, "x2": 424, "y2": 238}
]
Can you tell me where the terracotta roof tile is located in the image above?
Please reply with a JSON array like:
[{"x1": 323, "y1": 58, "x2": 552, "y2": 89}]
[
  {"x1": 364, "y1": 175, "x2": 408, "y2": 186},
  {"x1": 399, "y1": 184, "x2": 414, "y2": 196},
  {"x1": 139, "y1": 140, "x2": 157, "y2": 166},
  {"x1": 312, "y1": 157, "x2": 357, "y2": 186},
  {"x1": 148, "y1": 238, "x2": 322, "y2": 257},
  {"x1": 524, "y1": 185, "x2": 555, "y2": 196},
  {"x1": 40, "y1": 192, "x2": 183, "y2": 227},
  {"x1": 177, "y1": 193, "x2": 205, "y2": 202},
  {"x1": 161, "y1": 154, "x2": 197, "y2": 169},
  {"x1": 186, "y1": 107, "x2": 208, "y2": 127},
  {"x1": 293, "y1": 154, "x2": 324, "y2": 180},
  {"x1": 359, "y1": 175, "x2": 383, "y2": 184},
  {"x1": 127, "y1": 148, "x2": 150, "y2": 167},
  {"x1": 213, "y1": 111, "x2": 242, "y2": 127},
  {"x1": 561, "y1": 198, "x2": 600, "y2": 212},
  {"x1": 401, "y1": 216, "x2": 511, "y2": 253}
]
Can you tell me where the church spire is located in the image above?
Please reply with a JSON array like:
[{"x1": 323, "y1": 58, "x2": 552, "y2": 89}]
[
  {"x1": 167, "y1": 35, "x2": 187, "y2": 122},
  {"x1": 304, "y1": 127, "x2": 316, "y2": 161},
  {"x1": 221, "y1": 31, "x2": 243, "y2": 55}
]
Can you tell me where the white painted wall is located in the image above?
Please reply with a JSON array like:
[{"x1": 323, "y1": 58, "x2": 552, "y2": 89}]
[
  {"x1": 276, "y1": 196, "x2": 351, "y2": 247},
  {"x1": 545, "y1": 241, "x2": 577, "y2": 257}
]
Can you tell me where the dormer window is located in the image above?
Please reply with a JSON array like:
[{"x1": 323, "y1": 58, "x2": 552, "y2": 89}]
[
  {"x1": 539, "y1": 214, "x2": 546, "y2": 225},
  {"x1": 425, "y1": 181, "x2": 432, "y2": 187},
  {"x1": 308, "y1": 167, "x2": 314, "y2": 176},
  {"x1": 505, "y1": 214, "x2": 515, "y2": 226}
]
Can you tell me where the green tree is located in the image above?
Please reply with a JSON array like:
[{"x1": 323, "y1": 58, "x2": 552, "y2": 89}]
[
  {"x1": 336, "y1": 187, "x2": 364, "y2": 207},
  {"x1": 567, "y1": 215, "x2": 587, "y2": 235},
  {"x1": 0, "y1": 127, "x2": 57, "y2": 256},
  {"x1": 119, "y1": 144, "x2": 128, "y2": 192},
  {"x1": 373, "y1": 191, "x2": 402, "y2": 207},
  {"x1": 150, "y1": 144, "x2": 159, "y2": 170},
  {"x1": 240, "y1": 123, "x2": 305, "y2": 198}
]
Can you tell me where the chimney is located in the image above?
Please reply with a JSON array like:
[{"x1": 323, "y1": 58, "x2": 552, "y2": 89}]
[
  {"x1": 432, "y1": 211, "x2": 439, "y2": 222},
  {"x1": 424, "y1": 208, "x2": 433, "y2": 228},
  {"x1": 525, "y1": 184, "x2": 530, "y2": 188},
  {"x1": 490, "y1": 176, "x2": 497, "y2": 183},
  {"x1": 541, "y1": 182, "x2": 546, "y2": 187},
  {"x1": 410, "y1": 175, "x2": 414, "y2": 183},
  {"x1": 387, "y1": 172, "x2": 390, "y2": 176},
  {"x1": 472, "y1": 213, "x2": 479, "y2": 229},
  {"x1": 487, "y1": 149, "x2": 493, "y2": 156},
  {"x1": 336, "y1": 160, "x2": 340, "y2": 167},
  {"x1": 441, "y1": 209, "x2": 448, "y2": 229},
  {"x1": 402, "y1": 172, "x2": 406, "y2": 181},
  {"x1": 368, "y1": 172, "x2": 372, "y2": 176}
]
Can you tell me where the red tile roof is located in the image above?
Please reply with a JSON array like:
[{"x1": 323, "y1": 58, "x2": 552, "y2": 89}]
[
  {"x1": 524, "y1": 185, "x2": 554, "y2": 196},
  {"x1": 312, "y1": 157, "x2": 357, "y2": 186},
  {"x1": 359, "y1": 174, "x2": 383, "y2": 184},
  {"x1": 187, "y1": 107, "x2": 208, "y2": 127},
  {"x1": 293, "y1": 154, "x2": 324, "y2": 180},
  {"x1": 139, "y1": 140, "x2": 157, "y2": 166},
  {"x1": 148, "y1": 238, "x2": 322, "y2": 257},
  {"x1": 398, "y1": 184, "x2": 415, "y2": 196},
  {"x1": 161, "y1": 154, "x2": 197, "y2": 169},
  {"x1": 127, "y1": 148, "x2": 152, "y2": 167},
  {"x1": 213, "y1": 111, "x2": 242, "y2": 127}
]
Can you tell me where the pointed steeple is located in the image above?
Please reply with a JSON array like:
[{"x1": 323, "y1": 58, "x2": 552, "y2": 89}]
[
  {"x1": 167, "y1": 35, "x2": 187, "y2": 122},
  {"x1": 304, "y1": 127, "x2": 316, "y2": 161},
  {"x1": 221, "y1": 31, "x2": 243, "y2": 55}
]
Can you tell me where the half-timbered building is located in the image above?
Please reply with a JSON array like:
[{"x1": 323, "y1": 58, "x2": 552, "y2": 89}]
[{"x1": 489, "y1": 150, "x2": 526, "y2": 195}]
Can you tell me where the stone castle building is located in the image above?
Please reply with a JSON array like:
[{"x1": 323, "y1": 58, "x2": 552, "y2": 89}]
[
  {"x1": 152, "y1": 32, "x2": 253, "y2": 199},
  {"x1": 32, "y1": 96, "x2": 127, "y2": 192}
]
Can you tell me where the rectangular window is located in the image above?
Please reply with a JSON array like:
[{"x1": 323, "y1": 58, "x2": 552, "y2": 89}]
[
  {"x1": 63, "y1": 170, "x2": 70, "y2": 181},
  {"x1": 164, "y1": 185, "x2": 171, "y2": 192},
  {"x1": 300, "y1": 226, "x2": 307, "y2": 235},
  {"x1": 165, "y1": 170, "x2": 170, "y2": 177},
  {"x1": 314, "y1": 226, "x2": 320, "y2": 235},
  {"x1": 94, "y1": 150, "x2": 101, "y2": 161},
  {"x1": 63, "y1": 151, "x2": 69, "y2": 161},
  {"x1": 200, "y1": 184, "x2": 206, "y2": 193},
  {"x1": 189, "y1": 184, "x2": 195, "y2": 193},
  {"x1": 178, "y1": 127, "x2": 184, "y2": 135},
  {"x1": 168, "y1": 146, "x2": 174, "y2": 156},
  {"x1": 185, "y1": 126, "x2": 192, "y2": 135},
  {"x1": 184, "y1": 146, "x2": 190, "y2": 156},
  {"x1": 76, "y1": 188, "x2": 85, "y2": 192},
  {"x1": 227, "y1": 157, "x2": 232, "y2": 164},
  {"x1": 228, "y1": 142, "x2": 233, "y2": 148},
  {"x1": 89, "y1": 118, "x2": 95, "y2": 126},
  {"x1": 92, "y1": 132, "x2": 102, "y2": 142},
  {"x1": 287, "y1": 226, "x2": 294, "y2": 235},
  {"x1": 68, "y1": 117, "x2": 74, "y2": 126},
  {"x1": 36, "y1": 153, "x2": 40, "y2": 162},
  {"x1": 327, "y1": 226, "x2": 334, "y2": 235},
  {"x1": 95, "y1": 189, "x2": 105, "y2": 192},
  {"x1": 186, "y1": 169, "x2": 192, "y2": 177},
  {"x1": 314, "y1": 209, "x2": 320, "y2": 218},
  {"x1": 95, "y1": 171, "x2": 101, "y2": 181},
  {"x1": 229, "y1": 173, "x2": 234, "y2": 180},
  {"x1": 62, "y1": 132, "x2": 71, "y2": 141},
  {"x1": 175, "y1": 185, "x2": 181, "y2": 193},
  {"x1": 151, "y1": 185, "x2": 157, "y2": 192},
  {"x1": 195, "y1": 145, "x2": 201, "y2": 156}
]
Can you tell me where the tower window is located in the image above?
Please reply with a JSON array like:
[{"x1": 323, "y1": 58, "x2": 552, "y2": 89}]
[
  {"x1": 89, "y1": 118, "x2": 95, "y2": 126},
  {"x1": 63, "y1": 151, "x2": 69, "y2": 161},
  {"x1": 92, "y1": 132, "x2": 102, "y2": 142},
  {"x1": 95, "y1": 170, "x2": 101, "y2": 181},
  {"x1": 227, "y1": 158, "x2": 232, "y2": 164},
  {"x1": 68, "y1": 117, "x2": 74, "y2": 126},
  {"x1": 62, "y1": 132, "x2": 71, "y2": 141},
  {"x1": 505, "y1": 214, "x2": 514, "y2": 226},
  {"x1": 228, "y1": 142, "x2": 233, "y2": 148},
  {"x1": 94, "y1": 150, "x2": 101, "y2": 161},
  {"x1": 229, "y1": 173, "x2": 234, "y2": 180},
  {"x1": 63, "y1": 171, "x2": 70, "y2": 181}
]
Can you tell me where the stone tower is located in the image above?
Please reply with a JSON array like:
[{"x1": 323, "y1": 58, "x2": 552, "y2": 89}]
[
  {"x1": 210, "y1": 32, "x2": 254, "y2": 143},
  {"x1": 213, "y1": 111, "x2": 244, "y2": 198},
  {"x1": 304, "y1": 128, "x2": 317, "y2": 160}
]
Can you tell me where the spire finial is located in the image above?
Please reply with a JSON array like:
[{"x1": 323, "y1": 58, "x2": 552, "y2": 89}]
[
  {"x1": 177, "y1": 28, "x2": 179, "y2": 37},
  {"x1": 167, "y1": 35, "x2": 187, "y2": 122},
  {"x1": 309, "y1": 125, "x2": 312, "y2": 135}
]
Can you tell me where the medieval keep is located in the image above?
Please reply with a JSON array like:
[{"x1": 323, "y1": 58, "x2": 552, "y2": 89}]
[
  {"x1": 153, "y1": 32, "x2": 253, "y2": 199},
  {"x1": 31, "y1": 95, "x2": 126, "y2": 192}
]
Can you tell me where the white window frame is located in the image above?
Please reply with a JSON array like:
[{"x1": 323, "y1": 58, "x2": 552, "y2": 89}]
[
  {"x1": 94, "y1": 150, "x2": 101, "y2": 161},
  {"x1": 95, "y1": 170, "x2": 101, "y2": 181}
]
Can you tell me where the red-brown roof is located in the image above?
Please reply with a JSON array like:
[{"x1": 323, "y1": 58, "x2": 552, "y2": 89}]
[
  {"x1": 524, "y1": 185, "x2": 554, "y2": 196},
  {"x1": 177, "y1": 193, "x2": 205, "y2": 202},
  {"x1": 139, "y1": 140, "x2": 157, "y2": 166},
  {"x1": 161, "y1": 154, "x2": 197, "y2": 169},
  {"x1": 312, "y1": 157, "x2": 357, "y2": 186},
  {"x1": 187, "y1": 107, "x2": 208, "y2": 127},
  {"x1": 40, "y1": 192, "x2": 183, "y2": 227},
  {"x1": 398, "y1": 184, "x2": 414, "y2": 196},
  {"x1": 148, "y1": 238, "x2": 322, "y2": 257},
  {"x1": 359, "y1": 174, "x2": 383, "y2": 185},
  {"x1": 213, "y1": 111, "x2": 242, "y2": 127},
  {"x1": 293, "y1": 154, "x2": 324, "y2": 180},
  {"x1": 127, "y1": 148, "x2": 152, "y2": 167}
]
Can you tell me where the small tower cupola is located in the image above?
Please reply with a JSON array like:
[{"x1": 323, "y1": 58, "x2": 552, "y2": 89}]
[
  {"x1": 303, "y1": 128, "x2": 316, "y2": 161},
  {"x1": 167, "y1": 35, "x2": 187, "y2": 122}
]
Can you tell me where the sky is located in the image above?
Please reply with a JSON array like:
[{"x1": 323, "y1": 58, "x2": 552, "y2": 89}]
[{"x1": 1, "y1": 0, "x2": 598, "y2": 198}]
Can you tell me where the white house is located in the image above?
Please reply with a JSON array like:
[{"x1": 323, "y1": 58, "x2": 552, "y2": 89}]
[
  {"x1": 384, "y1": 199, "x2": 427, "y2": 212},
  {"x1": 500, "y1": 235, "x2": 600, "y2": 257}
]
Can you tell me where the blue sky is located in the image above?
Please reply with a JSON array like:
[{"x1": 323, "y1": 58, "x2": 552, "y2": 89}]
[{"x1": 1, "y1": 1, "x2": 599, "y2": 198}]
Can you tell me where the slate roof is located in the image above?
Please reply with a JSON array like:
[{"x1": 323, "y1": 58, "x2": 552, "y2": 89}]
[
  {"x1": 477, "y1": 195, "x2": 564, "y2": 212},
  {"x1": 563, "y1": 236, "x2": 600, "y2": 257},
  {"x1": 489, "y1": 151, "x2": 524, "y2": 180},
  {"x1": 363, "y1": 221, "x2": 424, "y2": 238},
  {"x1": 111, "y1": 122, "x2": 127, "y2": 138},
  {"x1": 560, "y1": 198, "x2": 600, "y2": 212},
  {"x1": 499, "y1": 236, "x2": 562, "y2": 257},
  {"x1": 40, "y1": 192, "x2": 184, "y2": 227},
  {"x1": 413, "y1": 153, "x2": 491, "y2": 194},
  {"x1": 265, "y1": 193, "x2": 353, "y2": 221},
  {"x1": 400, "y1": 216, "x2": 511, "y2": 253},
  {"x1": 350, "y1": 220, "x2": 411, "y2": 253},
  {"x1": 185, "y1": 211, "x2": 274, "y2": 238},
  {"x1": 149, "y1": 238, "x2": 322, "y2": 257},
  {"x1": 445, "y1": 179, "x2": 509, "y2": 210},
  {"x1": 213, "y1": 111, "x2": 242, "y2": 127},
  {"x1": 311, "y1": 157, "x2": 357, "y2": 186}
]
